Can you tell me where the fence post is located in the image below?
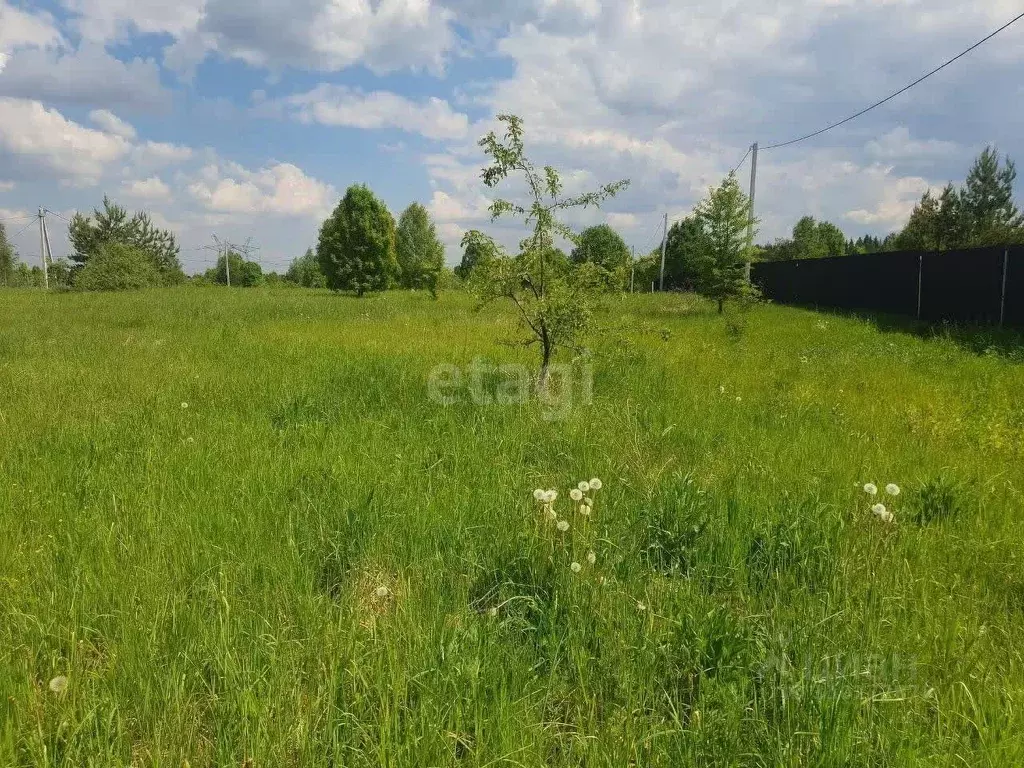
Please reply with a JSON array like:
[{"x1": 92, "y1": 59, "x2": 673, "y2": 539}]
[
  {"x1": 1000, "y1": 246, "x2": 1009, "y2": 328},
  {"x1": 916, "y1": 253, "x2": 924, "y2": 320}
]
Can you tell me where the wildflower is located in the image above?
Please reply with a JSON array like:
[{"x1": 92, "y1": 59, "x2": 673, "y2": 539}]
[
  {"x1": 578, "y1": 481, "x2": 590, "y2": 493},
  {"x1": 586, "y1": 551, "x2": 596, "y2": 565},
  {"x1": 543, "y1": 490, "x2": 558, "y2": 503},
  {"x1": 579, "y1": 505, "x2": 592, "y2": 517},
  {"x1": 863, "y1": 483, "x2": 878, "y2": 496},
  {"x1": 636, "y1": 601, "x2": 647, "y2": 612},
  {"x1": 180, "y1": 402, "x2": 189, "y2": 409},
  {"x1": 557, "y1": 520, "x2": 570, "y2": 532},
  {"x1": 570, "y1": 488, "x2": 583, "y2": 502},
  {"x1": 375, "y1": 586, "x2": 390, "y2": 599},
  {"x1": 488, "y1": 606, "x2": 498, "y2": 618},
  {"x1": 886, "y1": 483, "x2": 901, "y2": 496},
  {"x1": 48, "y1": 676, "x2": 68, "y2": 694},
  {"x1": 872, "y1": 503, "x2": 894, "y2": 523},
  {"x1": 533, "y1": 489, "x2": 546, "y2": 501},
  {"x1": 589, "y1": 478, "x2": 602, "y2": 491},
  {"x1": 570, "y1": 562, "x2": 582, "y2": 574}
]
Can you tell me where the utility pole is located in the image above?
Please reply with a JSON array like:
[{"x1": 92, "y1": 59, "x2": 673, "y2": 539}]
[
  {"x1": 746, "y1": 142, "x2": 758, "y2": 283},
  {"x1": 37, "y1": 208, "x2": 49, "y2": 289},
  {"x1": 658, "y1": 212, "x2": 668, "y2": 291}
]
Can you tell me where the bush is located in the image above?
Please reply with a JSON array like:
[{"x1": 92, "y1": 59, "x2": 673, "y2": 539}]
[{"x1": 74, "y1": 242, "x2": 160, "y2": 292}]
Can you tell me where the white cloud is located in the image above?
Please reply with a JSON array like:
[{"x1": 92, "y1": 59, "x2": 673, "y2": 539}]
[
  {"x1": 866, "y1": 126, "x2": 960, "y2": 161},
  {"x1": 0, "y1": 1, "x2": 62, "y2": 50},
  {"x1": 844, "y1": 175, "x2": 931, "y2": 227},
  {"x1": 122, "y1": 175, "x2": 172, "y2": 202},
  {"x1": 0, "y1": 98, "x2": 129, "y2": 184},
  {"x1": 90, "y1": 109, "x2": 137, "y2": 140},
  {"x1": 187, "y1": 161, "x2": 335, "y2": 218},
  {"x1": 162, "y1": 0, "x2": 453, "y2": 77},
  {"x1": 0, "y1": 181, "x2": 14, "y2": 192},
  {"x1": 281, "y1": 84, "x2": 468, "y2": 140},
  {"x1": 63, "y1": 0, "x2": 204, "y2": 43},
  {"x1": 0, "y1": 44, "x2": 169, "y2": 110},
  {"x1": 132, "y1": 141, "x2": 194, "y2": 168}
]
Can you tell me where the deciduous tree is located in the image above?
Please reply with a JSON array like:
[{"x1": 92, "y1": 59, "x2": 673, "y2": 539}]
[
  {"x1": 395, "y1": 202, "x2": 445, "y2": 296},
  {"x1": 317, "y1": 185, "x2": 397, "y2": 297}
]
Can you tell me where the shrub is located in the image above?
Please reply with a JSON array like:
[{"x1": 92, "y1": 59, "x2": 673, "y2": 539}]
[{"x1": 74, "y1": 242, "x2": 160, "y2": 292}]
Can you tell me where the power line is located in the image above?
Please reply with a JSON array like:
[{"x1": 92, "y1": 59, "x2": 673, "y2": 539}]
[
  {"x1": 731, "y1": 145, "x2": 752, "y2": 175},
  {"x1": 8, "y1": 218, "x2": 37, "y2": 240},
  {"x1": 763, "y1": 10, "x2": 1024, "y2": 151}
]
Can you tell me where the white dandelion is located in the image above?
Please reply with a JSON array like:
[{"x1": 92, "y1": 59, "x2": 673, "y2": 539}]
[
  {"x1": 557, "y1": 520, "x2": 570, "y2": 532},
  {"x1": 863, "y1": 483, "x2": 878, "y2": 496},
  {"x1": 48, "y1": 676, "x2": 68, "y2": 694},
  {"x1": 375, "y1": 585, "x2": 390, "y2": 599},
  {"x1": 578, "y1": 481, "x2": 590, "y2": 493},
  {"x1": 886, "y1": 484, "x2": 901, "y2": 497},
  {"x1": 544, "y1": 490, "x2": 558, "y2": 503},
  {"x1": 586, "y1": 551, "x2": 596, "y2": 565},
  {"x1": 488, "y1": 606, "x2": 499, "y2": 618},
  {"x1": 589, "y1": 478, "x2": 602, "y2": 491},
  {"x1": 533, "y1": 489, "x2": 546, "y2": 501},
  {"x1": 570, "y1": 488, "x2": 583, "y2": 502},
  {"x1": 180, "y1": 402, "x2": 189, "y2": 410},
  {"x1": 570, "y1": 562, "x2": 582, "y2": 574},
  {"x1": 579, "y1": 505, "x2": 592, "y2": 517},
  {"x1": 636, "y1": 601, "x2": 647, "y2": 612}
]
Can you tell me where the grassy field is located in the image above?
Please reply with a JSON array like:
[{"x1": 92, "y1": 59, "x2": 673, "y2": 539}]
[{"x1": 2, "y1": 287, "x2": 1024, "y2": 766}]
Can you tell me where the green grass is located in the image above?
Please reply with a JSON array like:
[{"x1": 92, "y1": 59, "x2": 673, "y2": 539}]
[{"x1": 2, "y1": 286, "x2": 1024, "y2": 766}]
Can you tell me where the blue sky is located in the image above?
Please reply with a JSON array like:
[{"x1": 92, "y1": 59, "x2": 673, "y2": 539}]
[{"x1": 1, "y1": 0, "x2": 1022, "y2": 274}]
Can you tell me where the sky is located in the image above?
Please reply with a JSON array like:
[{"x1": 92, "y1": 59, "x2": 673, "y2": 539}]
[{"x1": 0, "y1": 0, "x2": 1022, "y2": 275}]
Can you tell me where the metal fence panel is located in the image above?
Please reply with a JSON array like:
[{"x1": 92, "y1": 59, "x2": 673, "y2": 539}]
[
  {"x1": 919, "y1": 247, "x2": 1005, "y2": 325},
  {"x1": 1004, "y1": 246, "x2": 1024, "y2": 328}
]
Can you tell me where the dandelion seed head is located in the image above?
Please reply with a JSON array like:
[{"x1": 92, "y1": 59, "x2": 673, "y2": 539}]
[
  {"x1": 570, "y1": 562, "x2": 582, "y2": 573},
  {"x1": 375, "y1": 585, "x2": 390, "y2": 599},
  {"x1": 587, "y1": 551, "x2": 596, "y2": 565},
  {"x1": 636, "y1": 602, "x2": 647, "y2": 612},
  {"x1": 180, "y1": 402, "x2": 189, "y2": 409},
  {"x1": 557, "y1": 520, "x2": 570, "y2": 532},
  {"x1": 570, "y1": 489, "x2": 583, "y2": 501},
  {"x1": 886, "y1": 483, "x2": 901, "y2": 496},
  {"x1": 864, "y1": 483, "x2": 878, "y2": 496},
  {"x1": 488, "y1": 606, "x2": 498, "y2": 617},
  {"x1": 533, "y1": 489, "x2": 545, "y2": 501},
  {"x1": 48, "y1": 676, "x2": 68, "y2": 694},
  {"x1": 589, "y1": 478, "x2": 602, "y2": 491},
  {"x1": 872, "y1": 503, "x2": 887, "y2": 516},
  {"x1": 578, "y1": 481, "x2": 590, "y2": 493},
  {"x1": 544, "y1": 489, "x2": 558, "y2": 503},
  {"x1": 579, "y1": 505, "x2": 591, "y2": 517}
]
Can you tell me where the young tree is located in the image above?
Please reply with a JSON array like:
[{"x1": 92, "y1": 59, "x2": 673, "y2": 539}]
[
  {"x1": 663, "y1": 216, "x2": 711, "y2": 288},
  {"x1": 691, "y1": 172, "x2": 757, "y2": 313},
  {"x1": 961, "y1": 147, "x2": 1023, "y2": 245},
  {"x1": 317, "y1": 185, "x2": 397, "y2": 297},
  {"x1": 463, "y1": 114, "x2": 628, "y2": 390},
  {"x1": 570, "y1": 224, "x2": 631, "y2": 289},
  {"x1": 0, "y1": 222, "x2": 14, "y2": 287},
  {"x1": 454, "y1": 237, "x2": 495, "y2": 281},
  {"x1": 395, "y1": 202, "x2": 445, "y2": 296},
  {"x1": 74, "y1": 242, "x2": 160, "y2": 291},
  {"x1": 286, "y1": 248, "x2": 327, "y2": 288},
  {"x1": 69, "y1": 197, "x2": 184, "y2": 282}
]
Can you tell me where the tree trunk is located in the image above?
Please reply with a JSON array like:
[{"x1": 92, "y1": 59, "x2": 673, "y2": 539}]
[
  {"x1": 718, "y1": 298, "x2": 724, "y2": 314},
  {"x1": 537, "y1": 339, "x2": 553, "y2": 397}
]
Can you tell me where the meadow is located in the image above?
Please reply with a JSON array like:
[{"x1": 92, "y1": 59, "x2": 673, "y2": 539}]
[{"x1": 2, "y1": 286, "x2": 1024, "y2": 766}]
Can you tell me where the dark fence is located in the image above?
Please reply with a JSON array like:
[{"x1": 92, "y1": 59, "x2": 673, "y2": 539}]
[{"x1": 752, "y1": 245, "x2": 1024, "y2": 328}]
